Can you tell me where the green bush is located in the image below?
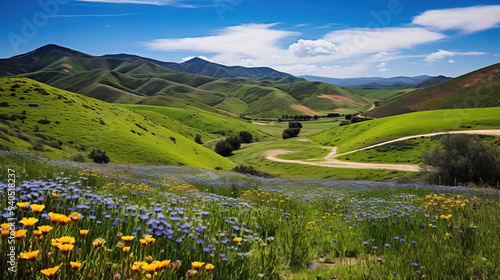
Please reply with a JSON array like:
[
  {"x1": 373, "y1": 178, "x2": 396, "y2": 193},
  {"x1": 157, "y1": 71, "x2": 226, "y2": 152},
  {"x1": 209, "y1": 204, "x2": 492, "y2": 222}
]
[
  {"x1": 214, "y1": 141, "x2": 234, "y2": 157},
  {"x1": 87, "y1": 148, "x2": 110, "y2": 164},
  {"x1": 422, "y1": 135, "x2": 500, "y2": 187}
]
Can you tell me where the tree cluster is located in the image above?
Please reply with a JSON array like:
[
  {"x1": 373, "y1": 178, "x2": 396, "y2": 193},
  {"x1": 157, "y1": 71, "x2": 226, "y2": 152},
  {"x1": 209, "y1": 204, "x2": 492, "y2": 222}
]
[
  {"x1": 214, "y1": 131, "x2": 253, "y2": 157},
  {"x1": 282, "y1": 122, "x2": 302, "y2": 139}
]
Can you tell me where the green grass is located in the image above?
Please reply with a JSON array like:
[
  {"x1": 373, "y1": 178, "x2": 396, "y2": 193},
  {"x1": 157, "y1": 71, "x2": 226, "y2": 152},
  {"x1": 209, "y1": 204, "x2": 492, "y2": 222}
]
[
  {"x1": 119, "y1": 104, "x2": 272, "y2": 140},
  {"x1": 336, "y1": 135, "x2": 500, "y2": 164},
  {"x1": 230, "y1": 138, "x2": 417, "y2": 181},
  {"x1": 0, "y1": 77, "x2": 234, "y2": 169},
  {"x1": 313, "y1": 107, "x2": 500, "y2": 154},
  {"x1": 277, "y1": 81, "x2": 373, "y2": 113},
  {"x1": 346, "y1": 88, "x2": 417, "y2": 102}
]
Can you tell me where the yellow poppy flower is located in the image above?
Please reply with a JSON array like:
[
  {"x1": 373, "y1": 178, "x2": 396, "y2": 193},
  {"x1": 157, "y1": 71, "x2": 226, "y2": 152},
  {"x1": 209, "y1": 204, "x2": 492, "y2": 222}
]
[
  {"x1": 205, "y1": 263, "x2": 215, "y2": 272},
  {"x1": 70, "y1": 261, "x2": 81, "y2": 271},
  {"x1": 20, "y1": 217, "x2": 38, "y2": 228},
  {"x1": 80, "y1": 229, "x2": 89, "y2": 238},
  {"x1": 38, "y1": 225, "x2": 53, "y2": 234},
  {"x1": 58, "y1": 244, "x2": 74, "y2": 255},
  {"x1": 58, "y1": 236, "x2": 75, "y2": 244},
  {"x1": 41, "y1": 265, "x2": 59, "y2": 279},
  {"x1": 20, "y1": 250, "x2": 39, "y2": 261},
  {"x1": 15, "y1": 229, "x2": 28, "y2": 240},
  {"x1": 30, "y1": 204, "x2": 45, "y2": 214},
  {"x1": 123, "y1": 247, "x2": 131, "y2": 253},
  {"x1": 233, "y1": 237, "x2": 243, "y2": 243},
  {"x1": 17, "y1": 202, "x2": 29, "y2": 209},
  {"x1": 192, "y1": 262, "x2": 205, "y2": 269},
  {"x1": 121, "y1": 236, "x2": 135, "y2": 242}
]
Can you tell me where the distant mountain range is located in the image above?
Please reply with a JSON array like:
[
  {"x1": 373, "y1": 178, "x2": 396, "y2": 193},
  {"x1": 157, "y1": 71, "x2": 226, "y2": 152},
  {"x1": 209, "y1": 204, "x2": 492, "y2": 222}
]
[
  {"x1": 300, "y1": 75, "x2": 451, "y2": 89},
  {"x1": 103, "y1": 54, "x2": 299, "y2": 80},
  {"x1": 0, "y1": 44, "x2": 371, "y2": 117}
]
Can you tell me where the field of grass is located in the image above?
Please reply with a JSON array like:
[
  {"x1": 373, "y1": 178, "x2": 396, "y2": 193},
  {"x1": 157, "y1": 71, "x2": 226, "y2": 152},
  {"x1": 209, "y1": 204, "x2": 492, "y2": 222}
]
[
  {"x1": 230, "y1": 138, "x2": 417, "y2": 181},
  {"x1": 336, "y1": 135, "x2": 500, "y2": 165},
  {"x1": 2, "y1": 152, "x2": 498, "y2": 279},
  {"x1": 119, "y1": 104, "x2": 272, "y2": 140},
  {"x1": 346, "y1": 88, "x2": 416, "y2": 102},
  {"x1": 0, "y1": 77, "x2": 234, "y2": 169},
  {"x1": 313, "y1": 107, "x2": 500, "y2": 154}
]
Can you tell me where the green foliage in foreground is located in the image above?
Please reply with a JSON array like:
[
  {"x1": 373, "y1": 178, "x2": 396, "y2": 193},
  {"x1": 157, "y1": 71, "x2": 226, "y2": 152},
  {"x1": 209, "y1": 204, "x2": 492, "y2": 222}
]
[
  {"x1": 1, "y1": 154, "x2": 499, "y2": 279},
  {"x1": 313, "y1": 107, "x2": 500, "y2": 154}
]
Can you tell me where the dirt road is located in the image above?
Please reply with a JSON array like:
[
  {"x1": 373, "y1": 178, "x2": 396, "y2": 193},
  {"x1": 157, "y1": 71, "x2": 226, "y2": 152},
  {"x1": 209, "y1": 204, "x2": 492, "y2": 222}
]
[{"x1": 263, "y1": 129, "x2": 500, "y2": 172}]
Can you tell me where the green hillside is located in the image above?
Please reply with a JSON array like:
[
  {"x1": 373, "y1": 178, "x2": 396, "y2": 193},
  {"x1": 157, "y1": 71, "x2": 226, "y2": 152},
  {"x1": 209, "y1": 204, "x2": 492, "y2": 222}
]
[
  {"x1": 0, "y1": 77, "x2": 234, "y2": 169},
  {"x1": 276, "y1": 81, "x2": 372, "y2": 113},
  {"x1": 313, "y1": 107, "x2": 500, "y2": 153},
  {"x1": 347, "y1": 88, "x2": 417, "y2": 103},
  {"x1": 365, "y1": 62, "x2": 500, "y2": 118},
  {"x1": 120, "y1": 104, "x2": 272, "y2": 140}
]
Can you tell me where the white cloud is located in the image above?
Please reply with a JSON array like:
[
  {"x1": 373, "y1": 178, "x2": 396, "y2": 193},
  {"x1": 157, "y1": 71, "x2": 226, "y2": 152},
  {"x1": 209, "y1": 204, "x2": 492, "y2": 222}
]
[
  {"x1": 413, "y1": 5, "x2": 500, "y2": 33},
  {"x1": 424, "y1": 49, "x2": 486, "y2": 62},
  {"x1": 289, "y1": 39, "x2": 337, "y2": 57},
  {"x1": 181, "y1": 56, "x2": 213, "y2": 62},
  {"x1": 373, "y1": 52, "x2": 389, "y2": 59},
  {"x1": 378, "y1": 68, "x2": 390, "y2": 72},
  {"x1": 324, "y1": 27, "x2": 445, "y2": 57},
  {"x1": 377, "y1": 62, "x2": 387, "y2": 68},
  {"x1": 322, "y1": 65, "x2": 341, "y2": 70},
  {"x1": 274, "y1": 64, "x2": 320, "y2": 74},
  {"x1": 238, "y1": 58, "x2": 256, "y2": 66},
  {"x1": 145, "y1": 23, "x2": 298, "y2": 60},
  {"x1": 448, "y1": 59, "x2": 455, "y2": 64}
]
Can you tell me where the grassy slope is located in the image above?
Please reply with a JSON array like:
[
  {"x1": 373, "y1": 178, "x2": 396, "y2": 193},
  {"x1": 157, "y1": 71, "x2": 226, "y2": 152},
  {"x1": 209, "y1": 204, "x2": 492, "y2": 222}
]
[
  {"x1": 119, "y1": 104, "x2": 272, "y2": 140},
  {"x1": 347, "y1": 88, "x2": 417, "y2": 102},
  {"x1": 313, "y1": 107, "x2": 500, "y2": 153},
  {"x1": 277, "y1": 82, "x2": 372, "y2": 113},
  {"x1": 0, "y1": 77, "x2": 234, "y2": 169},
  {"x1": 365, "y1": 62, "x2": 500, "y2": 118}
]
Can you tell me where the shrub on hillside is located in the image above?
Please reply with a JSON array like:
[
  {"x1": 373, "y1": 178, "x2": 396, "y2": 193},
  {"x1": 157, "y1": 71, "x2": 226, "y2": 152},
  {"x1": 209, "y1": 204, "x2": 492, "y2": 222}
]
[
  {"x1": 87, "y1": 148, "x2": 110, "y2": 164},
  {"x1": 238, "y1": 131, "x2": 253, "y2": 143},
  {"x1": 232, "y1": 165, "x2": 274, "y2": 178},
  {"x1": 194, "y1": 134, "x2": 203, "y2": 144},
  {"x1": 72, "y1": 153, "x2": 86, "y2": 162},
  {"x1": 214, "y1": 140, "x2": 234, "y2": 157},
  {"x1": 289, "y1": 122, "x2": 302, "y2": 129},
  {"x1": 226, "y1": 136, "x2": 241, "y2": 150},
  {"x1": 422, "y1": 135, "x2": 500, "y2": 188},
  {"x1": 282, "y1": 128, "x2": 300, "y2": 139}
]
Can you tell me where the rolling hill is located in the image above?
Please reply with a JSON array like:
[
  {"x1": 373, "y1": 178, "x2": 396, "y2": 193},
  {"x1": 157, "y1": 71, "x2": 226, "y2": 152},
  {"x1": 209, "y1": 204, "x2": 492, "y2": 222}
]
[
  {"x1": 364, "y1": 62, "x2": 500, "y2": 118},
  {"x1": 313, "y1": 107, "x2": 500, "y2": 154},
  {"x1": 301, "y1": 75, "x2": 436, "y2": 88},
  {"x1": 0, "y1": 44, "x2": 372, "y2": 118},
  {"x1": 0, "y1": 77, "x2": 234, "y2": 169}
]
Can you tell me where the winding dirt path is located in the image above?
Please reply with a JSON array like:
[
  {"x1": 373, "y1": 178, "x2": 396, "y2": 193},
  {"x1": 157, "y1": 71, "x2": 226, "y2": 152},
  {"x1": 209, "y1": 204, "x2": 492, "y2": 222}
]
[{"x1": 263, "y1": 129, "x2": 500, "y2": 172}]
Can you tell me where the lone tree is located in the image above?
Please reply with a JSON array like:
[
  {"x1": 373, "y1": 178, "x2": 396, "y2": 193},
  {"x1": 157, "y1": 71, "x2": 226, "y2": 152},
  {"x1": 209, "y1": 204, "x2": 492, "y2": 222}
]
[
  {"x1": 194, "y1": 134, "x2": 203, "y2": 144},
  {"x1": 422, "y1": 135, "x2": 500, "y2": 187},
  {"x1": 87, "y1": 149, "x2": 110, "y2": 164},
  {"x1": 214, "y1": 140, "x2": 234, "y2": 157},
  {"x1": 238, "y1": 131, "x2": 253, "y2": 143}
]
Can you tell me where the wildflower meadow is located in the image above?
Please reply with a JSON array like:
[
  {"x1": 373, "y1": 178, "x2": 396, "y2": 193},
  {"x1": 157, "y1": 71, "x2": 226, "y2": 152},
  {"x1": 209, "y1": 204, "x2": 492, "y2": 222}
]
[{"x1": 1, "y1": 153, "x2": 499, "y2": 279}]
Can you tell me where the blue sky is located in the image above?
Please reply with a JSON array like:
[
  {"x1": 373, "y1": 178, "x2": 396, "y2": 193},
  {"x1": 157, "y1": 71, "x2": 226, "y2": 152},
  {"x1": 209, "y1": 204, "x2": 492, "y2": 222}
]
[{"x1": 1, "y1": 0, "x2": 500, "y2": 78}]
